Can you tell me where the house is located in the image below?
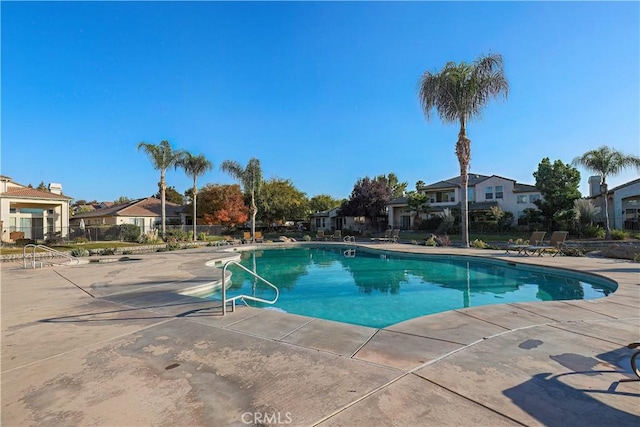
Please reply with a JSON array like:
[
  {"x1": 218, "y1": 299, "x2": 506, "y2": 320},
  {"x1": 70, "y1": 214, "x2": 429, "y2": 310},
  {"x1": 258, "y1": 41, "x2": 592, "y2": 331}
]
[
  {"x1": 70, "y1": 197, "x2": 185, "y2": 236},
  {"x1": 309, "y1": 207, "x2": 369, "y2": 233},
  {"x1": 387, "y1": 174, "x2": 542, "y2": 230},
  {"x1": 588, "y1": 176, "x2": 640, "y2": 230},
  {"x1": 0, "y1": 175, "x2": 73, "y2": 242}
]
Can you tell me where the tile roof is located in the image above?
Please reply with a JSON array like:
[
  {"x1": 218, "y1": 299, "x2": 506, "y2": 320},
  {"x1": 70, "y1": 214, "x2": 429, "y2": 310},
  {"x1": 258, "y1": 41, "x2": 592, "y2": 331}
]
[
  {"x1": 72, "y1": 197, "x2": 183, "y2": 218},
  {"x1": 1, "y1": 187, "x2": 72, "y2": 200}
]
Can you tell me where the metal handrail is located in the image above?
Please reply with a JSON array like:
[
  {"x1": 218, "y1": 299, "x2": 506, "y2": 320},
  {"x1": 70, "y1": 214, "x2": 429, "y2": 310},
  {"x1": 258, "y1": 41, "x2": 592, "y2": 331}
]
[
  {"x1": 220, "y1": 260, "x2": 279, "y2": 315},
  {"x1": 23, "y1": 244, "x2": 79, "y2": 268}
]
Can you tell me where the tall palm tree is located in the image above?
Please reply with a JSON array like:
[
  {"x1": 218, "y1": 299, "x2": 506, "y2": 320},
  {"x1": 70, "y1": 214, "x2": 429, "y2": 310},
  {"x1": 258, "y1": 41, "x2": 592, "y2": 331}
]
[
  {"x1": 418, "y1": 53, "x2": 509, "y2": 247},
  {"x1": 137, "y1": 140, "x2": 185, "y2": 240},
  {"x1": 177, "y1": 152, "x2": 213, "y2": 242},
  {"x1": 572, "y1": 146, "x2": 640, "y2": 238},
  {"x1": 221, "y1": 158, "x2": 263, "y2": 241}
]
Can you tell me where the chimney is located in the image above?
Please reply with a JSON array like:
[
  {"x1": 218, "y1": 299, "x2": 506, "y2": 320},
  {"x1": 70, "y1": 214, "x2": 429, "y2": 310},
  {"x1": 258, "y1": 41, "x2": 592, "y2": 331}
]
[
  {"x1": 48, "y1": 183, "x2": 63, "y2": 195},
  {"x1": 588, "y1": 176, "x2": 602, "y2": 197}
]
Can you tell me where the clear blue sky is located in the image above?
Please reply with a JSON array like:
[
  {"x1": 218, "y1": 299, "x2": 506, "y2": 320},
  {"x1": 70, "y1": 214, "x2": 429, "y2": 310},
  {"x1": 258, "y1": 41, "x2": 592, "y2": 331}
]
[{"x1": 2, "y1": 1, "x2": 639, "y2": 203}]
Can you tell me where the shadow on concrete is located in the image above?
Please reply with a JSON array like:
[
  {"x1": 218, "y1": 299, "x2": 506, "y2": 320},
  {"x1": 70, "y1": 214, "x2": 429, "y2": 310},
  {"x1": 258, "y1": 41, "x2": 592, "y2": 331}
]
[
  {"x1": 38, "y1": 301, "x2": 226, "y2": 323},
  {"x1": 503, "y1": 346, "x2": 640, "y2": 426}
]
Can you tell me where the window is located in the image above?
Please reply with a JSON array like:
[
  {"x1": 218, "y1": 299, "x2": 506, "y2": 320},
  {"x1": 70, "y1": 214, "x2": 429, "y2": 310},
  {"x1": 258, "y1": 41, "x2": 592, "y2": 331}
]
[
  {"x1": 529, "y1": 194, "x2": 541, "y2": 203},
  {"x1": 485, "y1": 186, "x2": 493, "y2": 200},
  {"x1": 10, "y1": 208, "x2": 16, "y2": 213},
  {"x1": 517, "y1": 195, "x2": 528, "y2": 204},
  {"x1": 467, "y1": 188, "x2": 474, "y2": 202},
  {"x1": 495, "y1": 186, "x2": 503, "y2": 199}
]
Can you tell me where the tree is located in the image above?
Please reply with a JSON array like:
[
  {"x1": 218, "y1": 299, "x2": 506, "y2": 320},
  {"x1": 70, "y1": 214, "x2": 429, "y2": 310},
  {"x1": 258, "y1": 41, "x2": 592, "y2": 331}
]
[
  {"x1": 154, "y1": 186, "x2": 184, "y2": 205},
  {"x1": 258, "y1": 178, "x2": 309, "y2": 227},
  {"x1": 113, "y1": 196, "x2": 131, "y2": 205},
  {"x1": 376, "y1": 172, "x2": 408, "y2": 199},
  {"x1": 407, "y1": 192, "x2": 430, "y2": 229},
  {"x1": 309, "y1": 194, "x2": 341, "y2": 213},
  {"x1": 533, "y1": 157, "x2": 581, "y2": 231},
  {"x1": 418, "y1": 53, "x2": 509, "y2": 247},
  {"x1": 137, "y1": 140, "x2": 185, "y2": 239},
  {"x1": 221, "y1": 158, "x2": 263, "y2": 241},
  {"x1": 177, "y1": 152, "x2": 213, "y2": 241},
  {"x1": 572, "y1": 146, "x2": 640, "y2": 238},
  {"x1": 340, "y1": 176, "x2": 391, "y2": 229},
  {"x1": 198, "y1": 184, "x2": 248, "y2": 227},
  {"x1": 36, "y1": 181, "x2": 47, "y2": 191}
]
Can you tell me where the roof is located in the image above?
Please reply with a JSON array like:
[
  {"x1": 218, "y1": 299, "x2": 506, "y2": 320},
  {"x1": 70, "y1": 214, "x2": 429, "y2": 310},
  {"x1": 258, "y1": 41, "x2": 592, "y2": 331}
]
[
  {"x1": 513, "y1": 183, "x2": 538, "y2": 193},
  {"x1": 429, "y1": 201, "x2": 499, "y2": 212},
  {"x1": 418, "y1": 173, "x2": 537, "y2": 192},
  {"x1": 608, "y1": 177, "x2": 640, "y2": 193},
  {"x1": 0, "y1": 187, "x2": 72, "y2": 201},
  {"x1": 418, "y1": 174, "x2": 493, "y2": 191},
  {"x1": 72, "y1": 197, "x2": 183, "y2": 218}
]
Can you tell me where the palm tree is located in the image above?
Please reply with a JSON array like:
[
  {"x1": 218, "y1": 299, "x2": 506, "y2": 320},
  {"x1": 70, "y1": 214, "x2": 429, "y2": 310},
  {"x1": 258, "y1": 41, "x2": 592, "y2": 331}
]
[
  {"x1": 221, "y1": 158, "x2": 263, "y2": 241},
  {"x1": 572, "y1": 146, "x2": 640, "y2": 238},
  {"x1": 137, "y1": 140, "x2": 185, "y2": 240},
  {"x1": 418, "y1": 53, "x2": 509, "y2": 247},
  {"x1": 177, "y1": 152, "x2": 213, "y2": 242}
]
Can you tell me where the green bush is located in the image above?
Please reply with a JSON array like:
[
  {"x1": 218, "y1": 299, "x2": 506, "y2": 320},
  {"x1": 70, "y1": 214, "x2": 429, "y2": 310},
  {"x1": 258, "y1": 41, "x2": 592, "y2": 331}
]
[
  {"x1": 100, "y1": 248, "x2": 117, "y2": 256},
  {"x1": 197, "y1": 232, "x2": 209, "y2": 241},
  {"x1": 303, "y1": 235, "x2": 311, "y2": 241},
  {"x1": 471, "y1": 239, "x2": 488, "y2": 249},
  {"x1": 425, "y1": 237, "x2": 436, "y2": 246},
  {"x1": 583, "y1": 225, "x2": 605, "y2": 239},
  {"x1": 120, "y1": 224, "x2": 141, "y2": 242},
  {"x1": 166, "y1": 228, "x2": 189, "y2": 242},
  {"x1": 74, "y1": 236, "x2": 89, "y2": 244},
  {"x1": 610, "y1": 229, "x2": 629, "y2": 240},
  {"x1": 71, "y1": 248, "x2": 89, "y2": 257}
]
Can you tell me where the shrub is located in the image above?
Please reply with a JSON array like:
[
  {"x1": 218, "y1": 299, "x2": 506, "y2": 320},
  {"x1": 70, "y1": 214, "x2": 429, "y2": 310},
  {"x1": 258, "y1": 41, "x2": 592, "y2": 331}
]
[
  {"x1": 634, "y1": 253, "x2": 640, "y2": 263},
  {"x1": 583, "y1": 225, "x2": 605, "y2": 239},
  {"x1": 197, "y1": 232, "x2": 209, "y2": 241},
  {"x1": 122, "y1": 250, "x2": 133, "y2": 255},
  {"x1": 610, "y1": 229, "x2": 629, "y2": 240},
  {"x1": 71, "y1": 248, "x2": 89, "y2": 257},
  {"x1": 74, "y1": 236, "x2": 89, "y2": 244},
  {"x1": 139, "y1": 232, "x2": 160, "y2": 245},
  {"x1": 100, "y1": 248, "x2": 117, "y2": 256},
  {"x1": 120, "y1": 224, "x2": 141, "y2": 242},
  {"x1": 166, "y1": 228, "x2": 189, "y2": 242},
  {"x1": 303, "y1": 235, "x2": 311, "y2": 242},
  {"x1": 471, "y1": 239, "x2": 488, "y2": 249},
  {"x1": 425, "y1": 237, "x2": 436, "y2": 246}
]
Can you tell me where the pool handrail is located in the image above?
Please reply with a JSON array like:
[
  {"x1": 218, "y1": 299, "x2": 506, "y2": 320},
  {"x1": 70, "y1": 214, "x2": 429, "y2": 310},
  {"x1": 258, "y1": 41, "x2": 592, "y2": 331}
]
[
  {"x1": 220, "y1": 260, "x2": 279, "y2": 315},
  {"x1": 23, "y1": 244, "x2": 79, "y2": 268}
]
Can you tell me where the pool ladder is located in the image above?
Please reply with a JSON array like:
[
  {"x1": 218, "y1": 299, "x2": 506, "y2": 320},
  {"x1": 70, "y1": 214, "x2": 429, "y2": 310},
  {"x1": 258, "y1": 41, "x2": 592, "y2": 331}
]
[
  {"x1": 22, "y1": 244, "x2": 80, "y2": 268},
  {"x1": 221, "y1": 260, "x2": 279, "y2": 315}
]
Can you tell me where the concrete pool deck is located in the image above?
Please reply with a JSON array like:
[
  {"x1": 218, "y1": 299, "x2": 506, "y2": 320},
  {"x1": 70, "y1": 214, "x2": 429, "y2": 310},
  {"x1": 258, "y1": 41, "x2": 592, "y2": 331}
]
[{"x1": 1, "y1": 243, "x2": 639, "y2": 426}]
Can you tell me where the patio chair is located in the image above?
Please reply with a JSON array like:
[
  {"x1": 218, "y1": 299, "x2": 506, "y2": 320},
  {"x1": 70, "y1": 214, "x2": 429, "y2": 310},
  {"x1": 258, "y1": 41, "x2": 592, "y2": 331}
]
[
  {"x1": 242, "y1": 231, "x2": 251, "y2": 243},
  {"x1": 390, "y1": 229, "x2": 400, "y2": 243},
  {"x1": 254, "y1": 231, "x2": 264, "y2": 243},
  {"x1": 370, "y1": 228, "x2": 392, "y2": 244},
  {"x1": 331, "y1": 230, "x2": 342, "y2": 241},
  {"x1": 504, "y1": 231, "x2": 546, "y2": 255},
  {"x1": 524, "y1": 231, "x2": 569, "y2": 257},
  {"x1": 316, "y1": 230, "x2": 326, "y2": 241}
]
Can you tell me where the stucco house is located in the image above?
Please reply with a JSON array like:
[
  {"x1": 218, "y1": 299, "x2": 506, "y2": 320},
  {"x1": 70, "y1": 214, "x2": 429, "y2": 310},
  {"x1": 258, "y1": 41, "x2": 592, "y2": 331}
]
[
  {"x1": 70, "y1": 197, "x2": 185, "y2": 235},
  {"x1": 388, "y1": 174, "x2": 542, "y2": 230},
  {"x1": 587, "y1": 176, "x2": 640, "y2": 230},
  {"x1": 309, "y1": 207, "x2": 369, "y2": 233},
  {"x1": 0, "y1": 175, "x2": 73, "y2": 243}
]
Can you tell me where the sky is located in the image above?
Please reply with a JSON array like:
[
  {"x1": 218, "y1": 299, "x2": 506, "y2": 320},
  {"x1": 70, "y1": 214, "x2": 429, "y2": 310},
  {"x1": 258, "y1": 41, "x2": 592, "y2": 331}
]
[{"x1": 2, "y1": 1, "x2": 639, "y2": 204}]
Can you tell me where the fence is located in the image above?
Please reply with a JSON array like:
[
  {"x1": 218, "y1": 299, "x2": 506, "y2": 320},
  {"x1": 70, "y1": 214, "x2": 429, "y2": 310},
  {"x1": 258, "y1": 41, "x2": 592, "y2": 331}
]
[{"x1": 2, "y1": 224, "x2": 225, "y2": 244}]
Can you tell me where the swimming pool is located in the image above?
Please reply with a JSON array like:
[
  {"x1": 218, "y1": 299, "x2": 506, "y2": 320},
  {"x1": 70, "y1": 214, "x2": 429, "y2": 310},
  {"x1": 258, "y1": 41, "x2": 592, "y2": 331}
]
[{"x1": 205, "y1": 246, "x2": 616, "y2": 328}]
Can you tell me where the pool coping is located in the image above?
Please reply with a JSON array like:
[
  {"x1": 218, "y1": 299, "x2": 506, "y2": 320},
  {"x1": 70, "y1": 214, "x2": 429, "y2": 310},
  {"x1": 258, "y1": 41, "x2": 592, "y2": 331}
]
[{"x1": 2, "y1": 242, "x2": 639, "y2": 426}]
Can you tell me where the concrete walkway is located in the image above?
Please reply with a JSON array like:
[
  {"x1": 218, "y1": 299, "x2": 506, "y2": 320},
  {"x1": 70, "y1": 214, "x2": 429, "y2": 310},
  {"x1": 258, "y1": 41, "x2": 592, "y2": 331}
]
[{"x1": 1, "y1": 244, "x2": 639, "y2": 426}]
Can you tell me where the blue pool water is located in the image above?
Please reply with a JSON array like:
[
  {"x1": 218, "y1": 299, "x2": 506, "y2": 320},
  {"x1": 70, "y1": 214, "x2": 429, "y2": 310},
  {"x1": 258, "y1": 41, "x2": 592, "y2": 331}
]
[{"x1": 206, "y1": 246, "x2": 616, "y2": 328}]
